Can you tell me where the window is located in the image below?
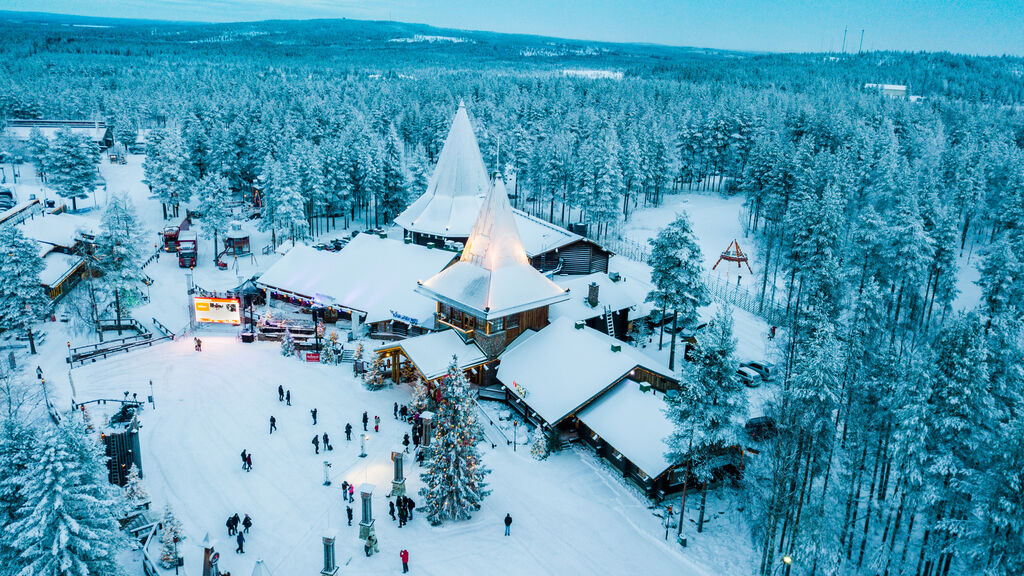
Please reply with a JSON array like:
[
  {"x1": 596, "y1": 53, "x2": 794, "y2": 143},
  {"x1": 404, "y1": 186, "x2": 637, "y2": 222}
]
[
  {"x1": 489, "y1": 317, "x2": 504, "y2": 333},
  {"x1": 476, "y1": 316, "x2": 486, "y2": 330},
  {"x1": 506, "y1": 314, "x2": 519, "y2": 329}
]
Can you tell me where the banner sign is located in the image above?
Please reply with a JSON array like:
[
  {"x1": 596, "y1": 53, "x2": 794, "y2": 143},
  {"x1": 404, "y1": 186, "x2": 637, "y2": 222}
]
[
  {"x1": 306, "y1": 352, "x2": 321, "y2": 363},
  {"x1": 390, "y1": 309, "x2": 420, "y2": 326},
  {"x1": 193, "y1": 297, "x2": 241, "y2": 325}
]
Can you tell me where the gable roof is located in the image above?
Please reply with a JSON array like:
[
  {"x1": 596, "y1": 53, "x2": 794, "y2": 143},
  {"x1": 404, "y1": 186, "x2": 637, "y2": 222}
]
[
  {"x1": 496, "y1": 317, "x2": 673, "y2": 425},
  {"x1": 376, "y1": 330, "x2": 488, "y2": 381},
  {"x1": 394, "y1": 102, "x2": 490, "y2": 238},
  {"x1": 417, "y1": 177, "x2": 569, "y2": 320}
]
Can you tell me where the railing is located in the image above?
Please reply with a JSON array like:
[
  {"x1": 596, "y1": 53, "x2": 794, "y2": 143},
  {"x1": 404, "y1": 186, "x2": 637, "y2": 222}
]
[
  {"x1": 703, "y1": 272, "x2": 786, "y2": 326},
  {"x1": 68, "y1": 332, "x2": 174, "y2": 367},
  {"x1": 97, "y1": 317, "x2": 148, "y2": 334},
  {"x1": 604, "y1": 237, "x2": 650, "y2": 263},
  {"x1": 140, "y1": 248, "x2": 162, "y2": 269},
  {"x1": 152, "y1": 317, "x2": 176, "y2": 339}
]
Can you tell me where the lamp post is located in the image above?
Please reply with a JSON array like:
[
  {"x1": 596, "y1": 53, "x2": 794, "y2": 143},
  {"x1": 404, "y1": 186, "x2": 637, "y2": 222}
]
[{"x1": 359, "y1": 434, "x2": 367, "y2": 458}]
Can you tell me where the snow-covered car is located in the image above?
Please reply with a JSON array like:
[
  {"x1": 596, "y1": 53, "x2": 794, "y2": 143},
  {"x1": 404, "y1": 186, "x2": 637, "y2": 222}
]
[
  {"x1": 742, "y1": 361, "x2": 775, "y2": 382},
  {"x1": 737, "y1": 366, "x2": 760, "y2": 388}
]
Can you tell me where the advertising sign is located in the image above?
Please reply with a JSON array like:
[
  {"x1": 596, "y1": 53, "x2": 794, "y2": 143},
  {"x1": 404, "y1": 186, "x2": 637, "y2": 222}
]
[
  {"x1": 306, "y1": 352, "x2": 321, "y2": 363},
  {"x1": 193, "y1": 297, "x2": 241, "y2": 325}
]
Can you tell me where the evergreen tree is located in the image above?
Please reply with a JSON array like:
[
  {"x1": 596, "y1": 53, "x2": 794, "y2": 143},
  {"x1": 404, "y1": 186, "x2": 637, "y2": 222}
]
[
  {"x1": 376, "y1": 124, "x2": 409, "y2": 224},
  {"x1": 0, "y1": 226, "x2": 48, "y2": 354},
  {"x1": 665, "y1": 305, "x2": 746, "y2": 532},
  {"x1": 44, "y1": 127, "x2": 99, "y2": 211},
  {"x1": 144, "y1": 128, "x2": 192, "y2": 219},
  {"x1": 280, "y1": 329, "x2": 296, "y2": 357},
  {"x1": 410, "y1": 376, "x2": 430, "y2": 413},
  {"x1": 159, "y1": 504, "x2": 184, "y2": 570},
  {"x1": 123, "y1": 463, "x2": 148, "y2": 510},
  {"x1": 95, "y1": 193, "x2": 146, "y2": 330},
  {"x1": 362, "y1": 353, "x2": 387, "y2": 390},
  {"x1": 195, "y1": 173, "x2": 233, "y2": 263},
  {"x1": 320, "y1": 331, "x2": 343, "y2": 365},
  {"x1": 645, "y1": 213, "x2": 709, "y2": 368},
  {"x1": 0, "y1": 418, "x2": 35, "y2": 569},
  {"x1": 530, "y1": 426, "x2": 550, "y2": 461},
  {"x1": 419, "y1": 357, "x2": 490, "y2": 524},
  {"x1": 4, "y1": 414, "x2": 127, "y2": 576}
]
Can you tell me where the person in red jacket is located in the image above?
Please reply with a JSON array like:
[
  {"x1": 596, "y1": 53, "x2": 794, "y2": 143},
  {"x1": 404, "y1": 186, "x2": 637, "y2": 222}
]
[{"x1": 400, "y1": 549, "x2": 409, "y2": 573}]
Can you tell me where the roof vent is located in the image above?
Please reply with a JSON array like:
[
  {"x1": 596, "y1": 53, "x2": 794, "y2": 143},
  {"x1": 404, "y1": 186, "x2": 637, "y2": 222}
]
[
  {"x1": 610, "y1": 344, "x2": 621, "y2": 352},
  {"x1": 426, "y1": 242, "x2": 435, "y2": 249},
  {"x1": 609, "y1": 272, "x2": 621, "y2": 282},
  {"x1": 404, "y1": 237, "x2": 412, "y2": 244},
  {"x1": 574, "y1": 321, "x2": 586, "y2": 330}
]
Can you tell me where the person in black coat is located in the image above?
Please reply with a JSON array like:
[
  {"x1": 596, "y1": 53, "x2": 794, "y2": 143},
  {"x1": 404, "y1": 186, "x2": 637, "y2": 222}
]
[
  {"x1": 235, "y1": 531, "x2": 245, "y2": 553},
  {"x1": 400, "y1": 405, "x2": 408, "y2": 420},
  {"x1": 345, "y1": 423, "x2": 352, "y2": 441},
  {"x1": 311, "y1": 408, "x2": 318, "y2": 425},
  {"x1": 269, "y1": 416, "x2": 276, "y2": 434},
  {"x1": 389, "y1": 500, "x2": 396, "y2": 520},
  {"x1": 278, "y1": 385, "x2": 284, "y2": 402},
  {"x1": 312, "y1": 435, "x2": 320, "y2": 454},
  {"x1": 242, "y1": 514, "x2": 252, "y2": 534},
  {"x1": 346, "y1": 505, "x2": 353, "y2": 526},
  {"x1": 323, "y1": 432, "x2": 331, "y2": 451},
  {"x1": 226, "y1": 516, "x2": 235, "y2": 536},
  {"x1": 402, "y1": 433, "x2": 410, "y2": 452},
  {"x1": 286, "y1": 390, "x2": 291, "y2": 406},
  {"x1": 504, "y1": 513, "x2": 513, "y2": 536},
  {"x1": 397, "y1": 505, "x2": 407, "y2": 528},
  {"x1": 405, "y1": 497, "x2": 415, "y2": 520},
  {"x1": 393, "y1": 402, "x2": 399, "y2": 419},
  {"x1": 362, "y1": 411, "x2": 368, "y2": 431}
]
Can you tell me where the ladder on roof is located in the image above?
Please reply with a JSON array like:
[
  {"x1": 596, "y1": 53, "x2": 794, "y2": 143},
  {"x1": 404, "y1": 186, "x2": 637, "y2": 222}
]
[{"x1": 603, "y1": 305, "x2": 615, "y2": 337}]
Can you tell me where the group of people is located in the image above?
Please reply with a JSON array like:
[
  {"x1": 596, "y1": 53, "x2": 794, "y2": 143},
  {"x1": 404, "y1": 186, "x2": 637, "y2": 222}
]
[
  {"x1": 193, "y1": 337, "x2": 203, "y2": 351},
  {"x1": 388, "y1": 495, "x2": 416, "y2": 527},
  {"x1": 225, "y1": 513, "x2": 252, "y2": 553},
  {"x1": 239, "y1": 449, "x2": 253, "y2": 472}
]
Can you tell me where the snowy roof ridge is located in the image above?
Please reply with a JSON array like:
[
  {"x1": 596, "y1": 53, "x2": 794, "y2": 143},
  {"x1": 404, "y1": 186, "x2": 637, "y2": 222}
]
[
  {"x1": 394, "y1": 103, "x2": 490, "y2": 236},
  {"x1": 418, "y1": 176, "x2": 569, "y2": 319}
]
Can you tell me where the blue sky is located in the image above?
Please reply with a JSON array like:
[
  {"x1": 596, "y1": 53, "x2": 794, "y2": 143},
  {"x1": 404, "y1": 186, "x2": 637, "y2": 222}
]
[{"x1": 1, "y1": 0, "x2": 1022, "y2": 55}]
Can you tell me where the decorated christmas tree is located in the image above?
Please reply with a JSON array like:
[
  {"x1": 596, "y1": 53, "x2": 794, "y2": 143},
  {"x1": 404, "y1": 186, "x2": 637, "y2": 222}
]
[
  {"x1": 159, "y1": 504, "x2": 184, "y2": 569},
  {"x1": 320, "y1": 331, "x2": 343, "y2": 365},
  {"x1": 280, "y1": 328, "x2": 296, "y2": 357},
  {"x1": 123, "y1": 463, "x2": 149, "y2": 510},
  {"x1": 4, "y1": 414, "x2": 127, "y2": 576},
  {"x1": 410, "y1": 376, "x2": 431, "y2": 413},
  {"x1": 530, "y1": 426, "x2": 550, "y2": 460},
  {"x1": 419, "y1": 356, "x2": 490, "y2": 525},
  {"x1": 362, "y1": 353, "x2": 387, "y2": 390}
]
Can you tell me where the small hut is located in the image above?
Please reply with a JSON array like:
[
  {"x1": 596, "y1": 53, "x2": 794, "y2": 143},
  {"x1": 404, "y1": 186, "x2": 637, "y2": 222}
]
[{"x1": 223, "y1": 223, "x2": 251, "y2": 257}]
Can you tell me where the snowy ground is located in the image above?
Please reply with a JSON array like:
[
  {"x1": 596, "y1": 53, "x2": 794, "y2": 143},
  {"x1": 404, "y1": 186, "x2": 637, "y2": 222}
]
[{"x1": 50, "y1": 337, "x2": 755, "y2": 576}]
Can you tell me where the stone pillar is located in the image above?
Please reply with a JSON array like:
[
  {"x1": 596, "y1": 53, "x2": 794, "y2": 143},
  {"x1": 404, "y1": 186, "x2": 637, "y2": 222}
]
[
  {"x1": 391, "y1": 450, "x2": 406, "y2": 497},
  {"x1": 358, "y1": 483, "x2": 376, "y2": 540},
  {"x1": 321, "y1": 533, "x2": 338, "y2": 576},
  {"x1": 420, "y1": 411, "x2": 434, "y2": 447}
]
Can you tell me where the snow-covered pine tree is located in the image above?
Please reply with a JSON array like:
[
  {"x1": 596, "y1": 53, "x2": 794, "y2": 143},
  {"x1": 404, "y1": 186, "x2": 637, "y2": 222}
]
[
  {"x1": 0, "y1": 417, "x2": 36, "y2": 568},
  {"x1": 123, "y1": 463, "x2": 149, "y2": 510},
  {"x1": 410, "y1": 376, "x2": 430, "y2": 413},
  {"x1": 44, "y1": 127, "x2": 99, "y2": 211},
  {"x1": 665, "y1": 305, "x2": 746, "y2": 533},
  {"x1": 95, "y1": 193, "x2": 146, "y2": 330},
  {"x1": 280, "y1": 328, "x2": 296, "y2": 357},
  {"x1": 320, "y1": 331, "x2": 342, "y2": 365},
  {"x1": 530, "y1": 426, "x2": 550, "y2": 460},
  {"x1": 419, "y1": 356, "x2": 490, "y2": 525},
  {"x1": 645, "y1": 212, "x2": 709, "y2": 369},
  {"x1": 4, "y1": 414, "x2": 127, "y2": 576},
  {"x1": 0, "y1": 226, "x2": 48, "y2": 353},
  {"x1": 362, "y1": 353, "x2": 387, "y2": 390},
  {"x1": 159, "y1": 504, "x2": 185, "y2": 569},
  {"x1": 376, "y1": 124, "x2": 408, "y2": 224},
  {"x1": 195, "y1": 173, "x2": 233, "y2": 263}
]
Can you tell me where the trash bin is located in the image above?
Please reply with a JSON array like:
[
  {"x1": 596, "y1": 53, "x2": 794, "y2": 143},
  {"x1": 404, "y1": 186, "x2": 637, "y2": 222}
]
[{"x1": 241, "y1": 332, "x2": 254, "y2": 343}]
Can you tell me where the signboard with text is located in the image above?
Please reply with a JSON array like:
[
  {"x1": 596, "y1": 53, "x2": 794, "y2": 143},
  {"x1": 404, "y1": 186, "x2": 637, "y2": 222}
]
[
  {"x1": 193, "y1": 297, "x2": 241, "y2": 325},
  {"x1": 306, "y1": 352, "x2": 321, "y2": 363}
]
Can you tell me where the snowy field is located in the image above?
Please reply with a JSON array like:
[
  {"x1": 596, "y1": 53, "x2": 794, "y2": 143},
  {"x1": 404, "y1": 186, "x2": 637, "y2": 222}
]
[{"x1": 55, "y1": 338, "x2": 755, "y2": 576}]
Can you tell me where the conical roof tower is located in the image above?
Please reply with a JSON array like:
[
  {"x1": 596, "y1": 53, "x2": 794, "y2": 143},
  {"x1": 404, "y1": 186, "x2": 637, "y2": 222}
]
[
  {"x1": 394, "y1": 101, "x2": 490, "y2": 238},
  {"x1": 418, "y1": 175, "x2": 568, "y2": 321}
]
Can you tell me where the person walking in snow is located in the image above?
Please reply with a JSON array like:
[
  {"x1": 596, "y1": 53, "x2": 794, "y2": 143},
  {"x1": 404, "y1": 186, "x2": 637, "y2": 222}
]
[
  {"x1": 402, "y1": 433, "x2": 410, "y2": 452},
  {"x1": 374, "y1": 415, "x2": 380, "y2": 432},
  {"x1": 323, "y1": 432, "x2": 331, "y2": 451},
  {"x1": 278, "y1": 385, "x2": 284, "y2": 402},
  {"x1": 400, "y1": 404, "x2": 408, "y2": 420},
  {"x1": 400, "y1": 549, "x2": 409, "y2": 573},
  {"x1": 235, "y1": 531, "x2": 245, "y2": 554},
  {"x1": 226, "y1": 516, "x2": 235, "y2": 536},
  {"x1": 348, "y1": 484, "x2": 354, "y2": 502},
  {"x1": 242, "y1": 514, "x2": 252, "y2": 534},
  {"x1": 412, "y1": 430, "x2": 420, "y2": 449},
  {"x1": 341, "y1": 480, "x2": 349, "y2": 497},
  {"x1": 231, "y1": 513, "x2": 241, "y2": 532},
  {"x1": 269, "y1": 416, "x2": 277, "y2": 434},
  {"x1": 397, "y1": 504, "x2": 407, "y2": 528},
  {"x1": 389, "y1": 500, "x2": 396, "y2": 520},
  {"x1": 286, "y1": 390, "x2": 291, "y2": 406},
  {"x1": 345, "y1": 423, "x2": 352, "y2": 441},
  {"x1": 311, "y1": 408, "x2": 318, "y2": 425},
  {"x1": 346, "y1": 505, "x2": 353, "y2": 526},
  {"x1": 312, "y1": 434, "x2": 320, "y2": 454},
  {"x1": 246, "y1": 453, "x2": 253, "y2": 472},
  {"x1": 196, "y1": 338, "x2": 202, "y2": 351},
  {"x1": 362, "y1": 412, "x2": 368, "y2": 431},
  {"x1": 405, "y1": 496, "x2": 415, "y2": 521},
  {"x1": 240, "y1": 449, "x2": 248, "y2": 470},
  {"x1": 504, "y1": 513, "x2": 512, "y2": 536},
  {"x1": 393, "y1": 402, "x2": 399, "y2": 419}
]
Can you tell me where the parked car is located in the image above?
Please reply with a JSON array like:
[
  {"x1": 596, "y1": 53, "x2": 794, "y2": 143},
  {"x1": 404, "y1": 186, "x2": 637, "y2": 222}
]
[
  {"x1": 745, "y1": 416, "x2": 777, "y2": 441},
  {"x1": 742, "y1": 361, "x2": 775, "y2": 382},
  {"x1": 737, "y1": 366, "x2": 760, "y2": 388}
]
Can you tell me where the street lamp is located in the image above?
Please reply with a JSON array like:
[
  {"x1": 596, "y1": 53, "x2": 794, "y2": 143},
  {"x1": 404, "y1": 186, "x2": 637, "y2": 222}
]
[{"x1": 359, "y1": 434, "x2": 367, "y2": 458}]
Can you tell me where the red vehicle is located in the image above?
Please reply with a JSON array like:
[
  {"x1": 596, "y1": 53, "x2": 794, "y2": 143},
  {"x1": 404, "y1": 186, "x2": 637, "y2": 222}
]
[
  {"x1": 177, "y1": 231, "x2": 197, "y2": 268},
  {"x1": 161, "y1": 216, "x2": 191, "y2": 252}
]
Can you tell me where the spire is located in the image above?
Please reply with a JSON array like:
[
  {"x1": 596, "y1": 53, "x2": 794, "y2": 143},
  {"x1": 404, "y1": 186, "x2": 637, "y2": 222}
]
[
  {"x1": 461, "y1": 174, "x2": 530, "y2": 270},
  {"x1": 394, "y1": 102, "x2": 490, "y2": 236}
]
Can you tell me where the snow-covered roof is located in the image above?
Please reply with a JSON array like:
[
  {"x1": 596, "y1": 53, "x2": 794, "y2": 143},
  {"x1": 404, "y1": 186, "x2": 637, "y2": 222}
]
[
  {"x1": 394, "y1": 102, "x2": 491, "y2": 237},
  {"x1": 550, "y1": 272, "x2": 647, "y2": 322},
  {"x1": 513, "y1": 210, "x2": 582, "y2": 257},
  {"x1": 377, "y1": 330, "x2": 488, "y2": 381},
  {"x1": 39, "y1": 251, "x2": 84, "y2": 288},
  {"x1": 607, "y1": 256, "x2": 656, "y2": 318},
  {"x1": 496, "y1": 317, "x2": 674, "y2": 425},
  {"x1": 256, "y1": 235, "x2": 456, "y2": 325},
  {"x1": 18, "y1": 212, "x2": 97, "y2": 249},
  {"x1": 577, "y1": 380, "x2": 677, "y2": 479},
  {"x1": 418, "y1": 177, "x2": 569, "y2": 320}
]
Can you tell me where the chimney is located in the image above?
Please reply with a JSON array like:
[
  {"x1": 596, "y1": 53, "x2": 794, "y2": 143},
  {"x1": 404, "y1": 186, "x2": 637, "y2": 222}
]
[{"x1": 587, "y1": 282, "x2": 599, "y2": 307}]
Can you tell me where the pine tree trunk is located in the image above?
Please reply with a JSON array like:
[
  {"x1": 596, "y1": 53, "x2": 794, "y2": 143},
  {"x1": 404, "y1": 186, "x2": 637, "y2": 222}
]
[{"x1": 697, "y1": 483, "x2": 708, "y2": 533}]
